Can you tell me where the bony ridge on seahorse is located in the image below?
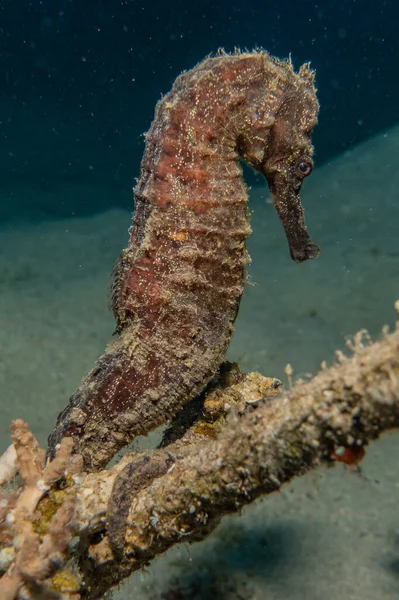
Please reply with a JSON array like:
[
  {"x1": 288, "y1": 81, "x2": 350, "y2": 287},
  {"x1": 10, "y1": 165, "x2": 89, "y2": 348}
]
[{"x1": 48, "y1": 49, "x2": 320, "y2": 470}]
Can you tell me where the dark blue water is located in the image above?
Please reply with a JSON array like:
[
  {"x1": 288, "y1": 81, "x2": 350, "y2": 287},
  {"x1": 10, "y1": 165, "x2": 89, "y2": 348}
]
[{"x1": 0, "y1": 0, "x2": 396, "y2": 220}]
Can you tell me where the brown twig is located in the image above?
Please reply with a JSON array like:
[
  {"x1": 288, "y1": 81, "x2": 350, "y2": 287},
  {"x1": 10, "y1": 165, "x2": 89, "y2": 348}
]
[
  {"x1": 1, "y1": 320, "x2": 399, "y2": 598},
  {"x1": 72, "y1": 320, "x2": 399, "y2": 597}
]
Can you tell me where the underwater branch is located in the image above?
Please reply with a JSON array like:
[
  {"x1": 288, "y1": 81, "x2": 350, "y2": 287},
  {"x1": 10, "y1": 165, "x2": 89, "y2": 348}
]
[{"x1": 1, "y1": 315, "x2": 399, "y2": 598}]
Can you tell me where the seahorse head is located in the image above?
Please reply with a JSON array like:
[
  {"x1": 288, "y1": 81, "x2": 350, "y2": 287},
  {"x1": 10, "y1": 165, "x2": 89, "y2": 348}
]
[{"x1": 237, "y1": 55, "x2": 320, "y2": 263}]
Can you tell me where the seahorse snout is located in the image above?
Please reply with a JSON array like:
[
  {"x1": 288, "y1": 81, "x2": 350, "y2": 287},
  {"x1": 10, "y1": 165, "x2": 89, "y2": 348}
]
[{"x1": 265, "y1": 169, "x2": 320, "y2": 263}]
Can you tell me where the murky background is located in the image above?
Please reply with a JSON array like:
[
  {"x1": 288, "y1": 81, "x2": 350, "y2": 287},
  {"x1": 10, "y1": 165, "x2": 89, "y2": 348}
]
[{"x1": 1, "y1": 1, "x2": 398, "y2": 598}]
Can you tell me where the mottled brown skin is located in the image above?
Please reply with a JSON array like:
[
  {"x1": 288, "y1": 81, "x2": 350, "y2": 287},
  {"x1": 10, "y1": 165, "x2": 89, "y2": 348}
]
[
  {"x1": 107, "y1": 452, "x2": 174, "y2": 558},
  {"x1": 48, "y1": 50, "x2": 319, "y2": 470}
]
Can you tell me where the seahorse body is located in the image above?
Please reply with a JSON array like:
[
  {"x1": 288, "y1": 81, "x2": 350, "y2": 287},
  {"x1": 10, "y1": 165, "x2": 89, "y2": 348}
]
[{"x1": 48, "y1": 50, "x2": 319, "y2": 470}]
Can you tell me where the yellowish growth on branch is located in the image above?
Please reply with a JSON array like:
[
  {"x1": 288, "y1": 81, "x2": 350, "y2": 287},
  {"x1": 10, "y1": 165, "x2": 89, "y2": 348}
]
[{"x1": 0, "y1": 422, "x2": 82, "y2": 599}]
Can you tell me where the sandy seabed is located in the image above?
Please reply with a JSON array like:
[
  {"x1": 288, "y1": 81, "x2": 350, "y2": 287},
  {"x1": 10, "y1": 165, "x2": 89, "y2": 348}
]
[{"x1": 0, "y1": 124, "x2": 399, "y2": 599}]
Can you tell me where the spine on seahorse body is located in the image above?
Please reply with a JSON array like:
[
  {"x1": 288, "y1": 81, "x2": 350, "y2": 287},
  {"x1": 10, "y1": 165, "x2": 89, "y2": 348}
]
[{"x1": 48, "y1": 50, "x2": 320, "y2": 470}]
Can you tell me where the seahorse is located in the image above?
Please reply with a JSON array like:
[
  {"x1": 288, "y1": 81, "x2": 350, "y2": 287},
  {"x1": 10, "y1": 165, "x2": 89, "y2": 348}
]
[{"x1": 48, "y1": 50, "x2": 320, "y2": 470}]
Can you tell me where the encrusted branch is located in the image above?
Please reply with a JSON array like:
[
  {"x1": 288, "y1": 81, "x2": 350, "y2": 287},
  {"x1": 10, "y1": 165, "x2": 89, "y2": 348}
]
[
  {"x1": 2, "y1": 317, "x2": 399, "y2": 599},
  {"x1": 0, "y1": 424, "x2": 83, "y2": 599}
]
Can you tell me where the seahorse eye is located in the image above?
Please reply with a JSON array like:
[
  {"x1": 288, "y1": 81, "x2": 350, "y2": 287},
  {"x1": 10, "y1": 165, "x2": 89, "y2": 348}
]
[{"x1": 297, "y1": 159, "x2": 313, "y2": 177}]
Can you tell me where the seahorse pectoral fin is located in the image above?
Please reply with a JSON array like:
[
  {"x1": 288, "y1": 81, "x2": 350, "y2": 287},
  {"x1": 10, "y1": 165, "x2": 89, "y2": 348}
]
[{"x1": 265, "y1": 171, "x2": 320, "y2": 263}]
